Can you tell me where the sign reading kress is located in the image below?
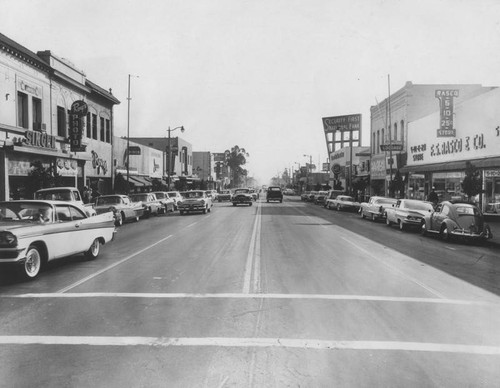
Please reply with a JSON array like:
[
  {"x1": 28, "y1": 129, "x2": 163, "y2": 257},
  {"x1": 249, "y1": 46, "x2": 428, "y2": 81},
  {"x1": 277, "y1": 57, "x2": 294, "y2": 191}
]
[
  {"x1": 70, "y1": 100, "x2": 88, "y2": 152},
  {"x1": 435, "y1": 90, "x2": 458, "y2": 137}
]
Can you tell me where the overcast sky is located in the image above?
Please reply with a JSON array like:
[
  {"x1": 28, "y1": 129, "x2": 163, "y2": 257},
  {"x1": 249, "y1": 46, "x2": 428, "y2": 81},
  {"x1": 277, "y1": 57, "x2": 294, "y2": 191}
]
[{"x1": 2, "y1": 0, "x2": 500, "y2": 184}]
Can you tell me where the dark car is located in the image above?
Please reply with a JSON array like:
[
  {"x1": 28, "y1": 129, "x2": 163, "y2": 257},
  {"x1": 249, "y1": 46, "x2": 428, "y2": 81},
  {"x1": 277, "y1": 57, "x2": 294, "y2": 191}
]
[
  {"x1": 266, "y1": 186, "x2": 283, "y2": 203},
  {"x1": 421, "y1": 201, "x2": 493, "y2": 242}
]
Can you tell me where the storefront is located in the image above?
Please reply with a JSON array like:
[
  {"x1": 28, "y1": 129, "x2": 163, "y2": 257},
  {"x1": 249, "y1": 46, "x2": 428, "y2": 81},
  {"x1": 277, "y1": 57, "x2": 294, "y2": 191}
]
[{"x1": 403, "y1": 87, "x2": 500, "y2": 215}]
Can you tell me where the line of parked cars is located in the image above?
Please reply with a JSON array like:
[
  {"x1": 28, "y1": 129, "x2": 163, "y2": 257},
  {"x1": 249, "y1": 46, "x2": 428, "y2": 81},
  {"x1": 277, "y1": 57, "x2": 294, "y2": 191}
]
[
  {"x1": 304, "y1": 189, "x2": 493, "y2": 244},
  {"x1": 0, "y1": 188, "x2": 223, "y2": 280}
]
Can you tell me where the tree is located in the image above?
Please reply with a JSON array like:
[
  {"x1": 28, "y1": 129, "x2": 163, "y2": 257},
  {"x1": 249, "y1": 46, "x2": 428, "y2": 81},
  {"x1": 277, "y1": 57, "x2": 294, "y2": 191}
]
[
  {"x1": 26, "y1": 161, "x2": 60, "y2": 198},
  {"x1": 462, "y1": 161, "x2": 482, "y2": 201},
  {"x1": 224, "y1": 145, "x2": 249, "y2": 188}
]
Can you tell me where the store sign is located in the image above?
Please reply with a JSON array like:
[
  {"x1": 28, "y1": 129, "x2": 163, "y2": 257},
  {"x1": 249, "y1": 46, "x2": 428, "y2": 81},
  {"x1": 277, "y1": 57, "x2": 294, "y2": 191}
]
[
  {"x1": 24, "y1": 130, "x2": 56, "y2": 149},
  {"x1": 322, "y1": 114, "x2": 362, "y2": 153},
  {"x1": 70, "y1": 100, "x2": 87, "y2": 152},
  {"x1": 380, "y1": 142, "x2": 404, "y2": 152},
  {"x1": 435, "y1": 89, "x2": 458, "y2": 137},
  {"x1": 56, "y1": 158, "x2": 78, "y2": 176}
]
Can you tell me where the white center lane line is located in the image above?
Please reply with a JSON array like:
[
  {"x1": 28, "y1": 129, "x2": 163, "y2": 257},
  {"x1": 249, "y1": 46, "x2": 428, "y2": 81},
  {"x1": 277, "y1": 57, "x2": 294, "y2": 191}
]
[{"x1": 242, "y1": 201, "x2": 262, "y2": 294}]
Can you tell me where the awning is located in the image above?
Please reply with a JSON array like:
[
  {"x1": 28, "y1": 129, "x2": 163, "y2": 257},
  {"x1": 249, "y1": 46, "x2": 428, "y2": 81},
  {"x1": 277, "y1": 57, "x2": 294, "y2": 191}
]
[
  {"x1": 129, "y1": 175, "x2": 152, "y2": 187},
  {"x1": 400, "y1": 157, "x2": 500, "y2": 174}
]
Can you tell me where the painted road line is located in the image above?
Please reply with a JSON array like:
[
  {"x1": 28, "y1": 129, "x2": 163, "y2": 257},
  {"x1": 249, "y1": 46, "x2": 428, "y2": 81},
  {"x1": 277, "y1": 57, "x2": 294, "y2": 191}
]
[
  {"x1": 1, "y1": 336, "x2": 500, "y2": 355},
  {"x1": 56, "y1": 235, "x2": 173, "y2": 294},
  {"x1": 242, "y1": 200, "x2": 262, "y2": 294},
  {"x1": 341, "y1": 236, "x2": 447, "y2": 299},
  {"x1": 4, "y1": 293, "x2": 493, "y2": 306}
]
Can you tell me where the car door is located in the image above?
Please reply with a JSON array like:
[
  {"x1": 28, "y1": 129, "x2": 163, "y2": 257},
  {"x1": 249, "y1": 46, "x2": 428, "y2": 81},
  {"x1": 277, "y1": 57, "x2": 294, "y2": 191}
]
[
  {"x1": 46, "y1": 205, "x2": 84, "y2": 259},
  {"x1": 430, "y1": 203, "x2": 446, "y2": 231}
]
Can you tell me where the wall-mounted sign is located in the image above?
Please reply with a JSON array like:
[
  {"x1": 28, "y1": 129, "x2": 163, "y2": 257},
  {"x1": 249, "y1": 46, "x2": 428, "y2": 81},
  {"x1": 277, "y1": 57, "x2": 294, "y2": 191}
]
[
  {"x1": 128, "y1": 146, "x2": 141, "y2": 155},
  {"x1": 380, "y1": 142, "x2": 404, "y2": 152},
  {"x1": 56, "y1": 158, "x2": 78, "y2": 176},
  {"x1": 435, "y1": 89, "x2": 458, "y2": 137},
  {"x1": 69, "y1": 100, "x2": 87, "y2": 152},
  {"x1": 24, "y1": 130, "x2": 56, "y2": 149}
]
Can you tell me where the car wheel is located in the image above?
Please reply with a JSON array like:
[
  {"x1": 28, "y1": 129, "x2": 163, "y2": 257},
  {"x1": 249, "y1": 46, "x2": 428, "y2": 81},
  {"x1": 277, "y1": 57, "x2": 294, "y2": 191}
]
[
  {"x1": 22, "y1": 245, "x2": 43, "y2": 279},
  {"x1": 386, "y1": 215, "x2": 392, "y2": 226},
  {"x1": 440, "y1": 226, "x2": 451, "y2": 241},
  {"x1": 208, "y1": 206, "x2": 211, "y2": 213},
  {"x1": 371, "y1": 213, "x2": 376, "y2": 221},
  {"x1": 360, "y1": 210, "x2": 365, "y2": 219},
  {"x1": 399, "y1": 221, "x2": 406, "y2": 231},
  {"x1": 280, "y1": 199, "x2": 282, "y2": 203},
  {"x1": 485, "y1": 225, "x2": 493, "y2": 240},
  {"x1": 337, "y1": 205, "x2": 341, "y2": 211},
  {"x1": 266, "y1": 200, "x2": 269, "y2": 203},
  {"x1": 421, "y1": 221, "x2": 428, "y2": 236},
  {"x1": 203, "y1": 207, "x2": 207, "y2": 214},
  {"x1": 134, "y1": 214, "x2": 140, "y2": 222},
  {"x1": 115, "y1": 212, "x2": 124, "y2": 227},
  {"x1": 85, "y1": 238, "x2": 100, "y2": 260}
]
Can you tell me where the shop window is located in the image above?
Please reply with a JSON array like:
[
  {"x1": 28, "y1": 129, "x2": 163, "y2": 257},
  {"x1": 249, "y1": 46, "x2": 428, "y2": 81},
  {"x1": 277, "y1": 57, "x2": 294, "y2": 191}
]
[
  {"x1": 57, "y1": 106, "x2": 66, "y2": 137},
  {"x1": 32, "y1": 97, "x2": 42, "y2": 131},
  {"x1": 100, "y1": 117, "x2": 105, "y2": 141},
  {"x1": 86, "y1": 112, "x2": 91, "y2": 138},
  {"x1": 105, "y1": 119, "x2": 111, "y2": 143},
  {"x1": 484, "y1": 172, "x2": 500, "y2": 214},
  {"x1": 17, "y1": 92, "x2": 29, "y2": 129},
  {"x1": 92, "y1": 113, "x2": 97, "y2": 140}
]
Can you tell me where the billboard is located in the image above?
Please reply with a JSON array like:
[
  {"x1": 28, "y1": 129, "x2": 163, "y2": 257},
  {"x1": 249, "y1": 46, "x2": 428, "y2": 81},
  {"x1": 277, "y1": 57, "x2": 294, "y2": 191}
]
[{"x1": 322, "y1": 114, "x2": 361, "y2": 154}]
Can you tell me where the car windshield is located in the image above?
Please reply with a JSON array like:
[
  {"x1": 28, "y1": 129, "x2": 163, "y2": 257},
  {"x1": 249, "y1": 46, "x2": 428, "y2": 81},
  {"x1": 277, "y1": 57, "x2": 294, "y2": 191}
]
[
  {"x1": 35, "y1": 190, "x2": 72, "y2": 201},
  {"x1": 406, "y1": 201, "x2": 433, "y2": 211},
  {"x1": 182, "y1": 191, "x2": 204, "y2": 198},
  {"x1": 167, "y1": 192, "x2": 178, "y2": 197},
  {"x1": 131, "y1": 194, "x2": 148, "y2": 201},
  {"x1": 269, "y1": 188, "x2": 281, "y2": 191},
  {"x1": 234, "y1": 189, "x2": 249, "y2": 194},
  {"x1": 377, "y1": 198, "x2": 396, "y2": 205},
  {"x1": 96, "y1": 196, "x2": 121, "y2": 205},
  {"x1": 154, "y1": 193, "x2": 165, "y2": 199},
  {"x1": 0, "y1": 202, "x2": 53, "y2": 222},
  {"x1": 455, "y1": 206, "x2": 479, "y2": 216}
]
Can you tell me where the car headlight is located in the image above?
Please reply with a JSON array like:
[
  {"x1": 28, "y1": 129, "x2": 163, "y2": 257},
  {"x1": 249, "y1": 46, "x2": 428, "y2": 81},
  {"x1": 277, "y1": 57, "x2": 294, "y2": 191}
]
[{"x1": 0, "y1": 231, "x2": 18, "y2": 247}]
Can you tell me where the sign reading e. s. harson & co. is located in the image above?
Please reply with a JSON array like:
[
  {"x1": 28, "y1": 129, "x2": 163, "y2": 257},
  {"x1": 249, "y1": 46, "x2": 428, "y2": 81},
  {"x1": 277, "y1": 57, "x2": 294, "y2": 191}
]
[
  {"x1": 70, "y1": 100, "x2": 88, "y2": 152},
  {"x1": 322, "y1": 114, "x2": 361, "y2": 153},
  {"x1": 435, "y1": 89, "x2": 459, "y2": 137}
]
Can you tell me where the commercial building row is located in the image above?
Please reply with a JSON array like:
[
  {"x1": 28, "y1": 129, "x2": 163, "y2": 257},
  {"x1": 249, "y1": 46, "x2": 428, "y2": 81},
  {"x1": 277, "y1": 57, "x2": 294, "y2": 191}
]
[{"x1": 0, "y1": 33, "x2": 228, "y2": 201}]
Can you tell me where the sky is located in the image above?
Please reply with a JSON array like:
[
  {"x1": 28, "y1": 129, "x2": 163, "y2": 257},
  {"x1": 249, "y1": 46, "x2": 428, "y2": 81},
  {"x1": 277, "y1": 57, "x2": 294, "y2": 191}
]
[{"x1": 2, "y1": 0, "x2": 500, "y2": 184}]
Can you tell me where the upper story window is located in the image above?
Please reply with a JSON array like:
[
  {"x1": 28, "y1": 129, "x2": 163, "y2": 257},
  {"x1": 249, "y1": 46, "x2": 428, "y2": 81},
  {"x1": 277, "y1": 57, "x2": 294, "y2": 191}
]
[
  {"x1": 381, "y1": 128, "x2": 385, "y2": 145},
  {"x1": 105, "y1": 119, "x2": 111, "y2": 143},
  {"x1": 32, "y1": 97, "x2": 42, "y2": 131},
  {"x1": 57, "y1": 106, "x2": 66, "y2": 137},
  {"x1": 376, "y1": 130, "x2": 380, "y2": 153},
  {"x1": 17, "y1": 92, "x2": 29, "y2": 129},
  {"x1": 394, "y1": 122, "x2": 398, "y2": 141},
  {"x1": 86, "y1": 112, "x2": 91, "y2": 138},
  {"x1": 400, "y1": 120, "x2": 405, "y2": 144},
  {"x1": 100, "y1": 117, "x2": 105, "y2": 141},
  {"x1": 372, "y1": 133, "x2": 376, "y2": 154},
  {"x1": 92, "y1": 113, "x2": 97, "y2": 140}
]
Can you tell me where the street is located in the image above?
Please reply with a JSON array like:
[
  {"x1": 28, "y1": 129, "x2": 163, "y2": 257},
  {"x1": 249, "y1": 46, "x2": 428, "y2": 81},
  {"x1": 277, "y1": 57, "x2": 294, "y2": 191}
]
[{"x1": 1, "y1": 196, "x2": 500, "y2": 387}]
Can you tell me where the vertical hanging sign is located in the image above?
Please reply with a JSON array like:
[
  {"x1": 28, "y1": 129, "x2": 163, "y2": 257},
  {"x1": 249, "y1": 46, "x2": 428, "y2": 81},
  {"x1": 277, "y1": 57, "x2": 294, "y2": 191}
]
[
  {"x1": 435, "y1": 90, "x2": 458, "y2": 137},
  {"x1": 70, "y1": 100, "x2": 88, "y2": 152}
]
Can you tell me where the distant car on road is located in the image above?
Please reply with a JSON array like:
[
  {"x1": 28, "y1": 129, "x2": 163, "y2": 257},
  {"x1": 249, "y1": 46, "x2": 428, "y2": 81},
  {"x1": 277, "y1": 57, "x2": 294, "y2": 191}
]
[
  {"x1": 232, "y1": 188, "x2": 254, "y2": 206},
  {"x1": 166, "y1": 191, "x2": 183, "y2": 210},
  {"x1": 385, "y1": 199, "x2": 434, "y2": 231},
  {"x1": 0, "y1": 200, "x2": 115, "y2": 279},
  {"x1": 217, "y1": 190, "x2": 232, "y2": 202},
  {"x1": 178, "y1": 190, "x2": 212, "y2": 214},
  {"x1": 266, "y1": 186, "x2": 283, "y2": 203},
  {"x1": 359, "y1": 196, "x2": 398, "y2": 221},
  {"x1": 421, "y1": 201, "x2": 493, "y2": 242}
]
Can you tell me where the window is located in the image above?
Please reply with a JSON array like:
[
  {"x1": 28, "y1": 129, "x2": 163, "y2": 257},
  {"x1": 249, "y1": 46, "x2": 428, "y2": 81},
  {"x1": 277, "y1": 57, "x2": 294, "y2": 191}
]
[
  {"x1": 32, "y1": 97, "x2": 42, "y2": 131},
  {"x1": 69, "y1": 206, "x2": 86, "y2": 220},
  {"x1": 55, "y1": 205, "x2": 72, "y2": 222},
  {"x1": 86, "y1": 112, "x2": 91, "y2": 138},
  {"x1": 381, "y1": 128, "x2": 385, "y2": 145},
  {"x1": 376, "y1": 130, "x2": 380, "y2": 153},
  {"x1": 57, "y1": 106, "x2": 66, "y2": 137},
  {"x1": 92, "y1": 113, "x2": 97, "y2": 140},
  {"x1": 100, "y1": 117, "x2": 105, "y2": 141},
  {"x1": 372, "y1": 133, "x2": 376, "y2": 154},
  {"x1": 105, "y1": 119, "x2": 111, "y2": 143},
  {"x1": 394, "y1": 122, "x2": 398, "y2": 141},
  {"x1": 401, "y1": 120, "x2": 405, "y2": 145},
  {"x1": 17, "y1": 92, "x2": 29, "y2": 129}
]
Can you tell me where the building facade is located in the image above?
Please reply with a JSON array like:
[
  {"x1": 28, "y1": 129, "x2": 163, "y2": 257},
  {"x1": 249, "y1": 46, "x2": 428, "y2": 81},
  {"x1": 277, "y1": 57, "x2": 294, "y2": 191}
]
[{"x1": 0, "y1": 33, "x2": 119, "y2": 201}]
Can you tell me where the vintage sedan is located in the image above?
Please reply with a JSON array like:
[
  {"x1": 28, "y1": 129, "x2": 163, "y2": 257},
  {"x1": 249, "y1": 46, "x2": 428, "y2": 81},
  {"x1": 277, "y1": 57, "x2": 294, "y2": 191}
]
[
  {"x1": 178, "y1": 190, "x2": 212, "y2": 214},
  {"x1": 327, "y1": 195, "x2": 360, "y2": 211},
  {"x1": 166, "y1": 191, "x2": 183, "y2": 210},
  {"x1": 152, "y1": 191, "x2": 176, "y2": 213},
  {"x1": 421, "y1": 201, "x2": 493, "y2": 241},
  {"x1": 94, "y1": 195, "x2": 144, "y2": 226},
  {"x1": 217, "y1": 190, "x2": 232, "y2": 202},
  {"x1": 385, "y1": 199, "x2": 434, "y2": 231},
  {"x1": 232, "y1": 188, "x2": 254, "y2": 206},
  {"x1": 129, "y1": 193, "x2": 162, "y2": 218},
  {"x1": 0, "y1": 200, "x2": 115, "y2": 279},
  {"x1": 359, "y1": 196, "x2": 398, "y2": 221}
]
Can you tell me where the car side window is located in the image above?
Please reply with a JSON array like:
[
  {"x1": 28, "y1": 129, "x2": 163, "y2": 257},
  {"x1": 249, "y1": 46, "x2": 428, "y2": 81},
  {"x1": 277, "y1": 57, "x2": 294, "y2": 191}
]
[
  {"x1": 55, "y1": 205, "x2": 72, "y2": 222},
  {"x1": 441, "y1": 205, "x2": 450, "y2": 216},
  {"x1": 69, "y1": 206, "x2": 86, "y2": 220}
]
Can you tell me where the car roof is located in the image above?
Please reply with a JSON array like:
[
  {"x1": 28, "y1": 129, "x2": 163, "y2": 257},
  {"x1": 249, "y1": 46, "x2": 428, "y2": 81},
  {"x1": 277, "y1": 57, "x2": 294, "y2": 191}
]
[
  {"x1": 1, "y1": 199, "x2": 82, "y2": 206},
  {"x1": 36, "y1": 187, "x2": 79, "y2": 192}
]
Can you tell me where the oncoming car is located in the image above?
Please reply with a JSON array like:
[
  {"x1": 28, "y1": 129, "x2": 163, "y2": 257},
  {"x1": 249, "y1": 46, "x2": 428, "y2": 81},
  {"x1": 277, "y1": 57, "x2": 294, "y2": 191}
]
[
  {"x1": 0, "y1": 200, "x2": 115, "y2": 279},
  {"x1": 178, "y1": 190, "x2": 212, "y2": 214}
]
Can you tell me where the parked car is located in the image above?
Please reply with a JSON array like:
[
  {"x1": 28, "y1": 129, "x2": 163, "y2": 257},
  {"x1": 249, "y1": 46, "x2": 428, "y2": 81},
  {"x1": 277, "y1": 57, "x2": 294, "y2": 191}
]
[
  {"x1": 232, "y1": 188, "x2": 254, "y2": 206},
  {"x1": 0, "y1": 200, "x2": 115, "y2": 279},
  {"x1": 166, "y1": 191, "x2": 183, "y2": 210},
  {"x1": 314, "y1": 191, "x2": 329, "y2": 206},
  {"x1": 178, "y1": 190, "x2": 212, "y2": 214},
  {"x1": 34, "y1": 187, "x2": 96, "y2": 216},
  {"x1": 129, "y1": 193, "x2": 162, "y2": 218},
  {"x1": 283, "y1": 188, "x2": 295, "y2": 196},
  {"x1": 359, "y1": 196, "x2": 398, "y2": 221},
  {"x1": 94, "y1": 194, "x2": 144, "y2": 226},
  {"x1": 421, "y1": 201, "x2": 493, "y2": 242},
  {"x1": 323, "y1": 190, "x2": 345, "y2": 208},
  {"x1": 385, "y1": 199, "x2": 434, "y2": 231},
  {"x1": 152, "y1": 191, "x2": 176, "y2": 213},
  {"x1": 217, "y1": 190, "x2": 232, "y2": 202},
  {"x1": 327, "y1": 195, "x2": 360, "y2": 211},
  {"x1": 266, "y1": 186, "x2": 283, "y2": 203},
  {"x1": 307, "y1": 191, "x2": 319, "y2": 202},
  {"x1": 301, "y1": 191, "x2": 310, "y2": 201}
]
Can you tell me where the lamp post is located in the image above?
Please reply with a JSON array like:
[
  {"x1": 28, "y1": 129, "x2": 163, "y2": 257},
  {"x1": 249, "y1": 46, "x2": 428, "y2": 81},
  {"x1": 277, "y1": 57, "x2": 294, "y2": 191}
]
[
  {"x1": 166, "y1": 126, "x2": 185, "y2": 190},
  {"x1": 126, "y1": 74, "x2": 139, "y2": 189},
  {"x1": 303, "y1": 154, "x2": 312, "y2": 191}
]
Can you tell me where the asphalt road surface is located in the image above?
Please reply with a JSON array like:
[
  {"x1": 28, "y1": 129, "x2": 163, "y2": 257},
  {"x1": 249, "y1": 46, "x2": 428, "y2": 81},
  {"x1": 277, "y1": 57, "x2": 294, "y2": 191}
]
[{"x1": 1, "y1": 196, "x2": 500, "y2": 387}]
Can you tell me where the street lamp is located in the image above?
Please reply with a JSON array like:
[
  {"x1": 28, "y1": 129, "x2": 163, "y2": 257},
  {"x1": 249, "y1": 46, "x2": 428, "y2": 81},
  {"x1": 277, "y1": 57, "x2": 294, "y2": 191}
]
[
  {"x1": 126, "y1": 74, "x2": 139, "y2": 189},
  {"x1": 166, "y1": 125, "x2": 185, "y2": 189}
]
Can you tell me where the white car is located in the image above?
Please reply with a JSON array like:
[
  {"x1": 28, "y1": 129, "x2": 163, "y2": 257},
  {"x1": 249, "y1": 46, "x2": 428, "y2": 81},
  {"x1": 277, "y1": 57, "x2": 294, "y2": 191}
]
[
  {"x1": 166, "y1": 191, "x2": 183, "y2": 210},
  {"x1": 326, "y1": 195, "x2": 360, "y2": 211},
  {"x1": 359, "y1": 196, "x2": 398, "y2": 221},
  {"x1": 178, "y1": 190, "x2": 212, "y2": 215},
  {"x1": 385, "y1": 199, "x2": 434, "y2": 231}
]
